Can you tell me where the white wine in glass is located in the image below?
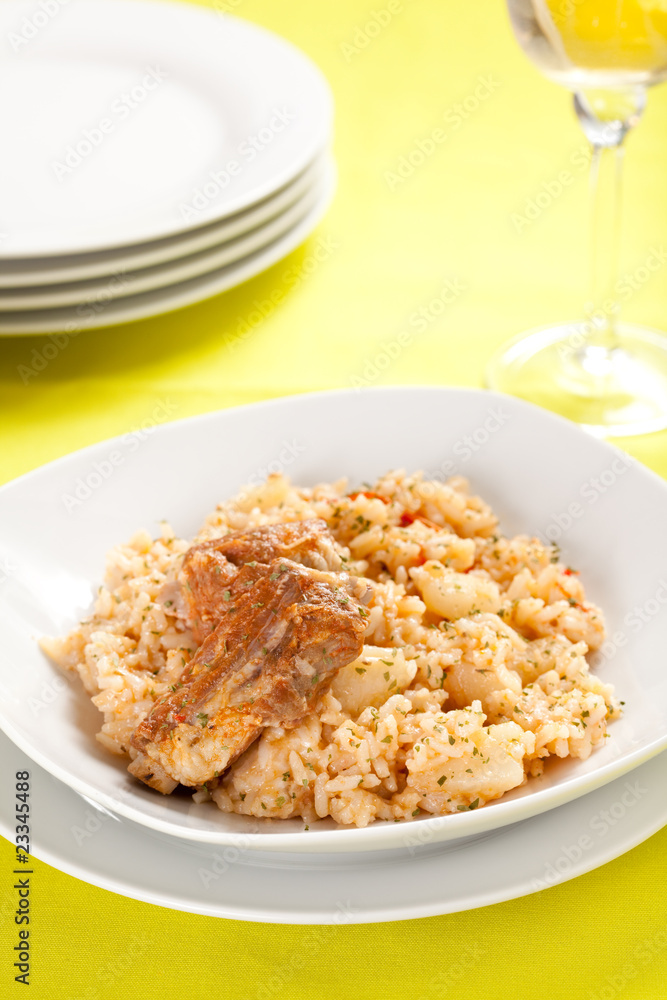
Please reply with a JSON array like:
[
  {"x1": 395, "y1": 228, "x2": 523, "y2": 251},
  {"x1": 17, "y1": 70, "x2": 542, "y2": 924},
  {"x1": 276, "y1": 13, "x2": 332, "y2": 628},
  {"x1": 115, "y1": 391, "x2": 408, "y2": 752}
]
[{"x1": 487, "y1": 0, "x2": 667, "y2": 436}]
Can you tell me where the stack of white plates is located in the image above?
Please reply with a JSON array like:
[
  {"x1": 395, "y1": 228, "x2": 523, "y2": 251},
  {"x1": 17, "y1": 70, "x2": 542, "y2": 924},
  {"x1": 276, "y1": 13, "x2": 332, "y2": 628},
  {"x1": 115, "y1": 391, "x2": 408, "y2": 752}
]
[{"x1": 0, "y1": 0, "x2": 335, "y2": 335}]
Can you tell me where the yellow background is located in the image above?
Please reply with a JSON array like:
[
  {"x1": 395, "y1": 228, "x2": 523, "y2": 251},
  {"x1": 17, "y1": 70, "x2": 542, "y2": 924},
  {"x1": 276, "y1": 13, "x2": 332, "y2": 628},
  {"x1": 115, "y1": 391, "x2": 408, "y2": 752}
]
[{"x1": 1, "y1": 0, "x2": 667, "y2": 996}]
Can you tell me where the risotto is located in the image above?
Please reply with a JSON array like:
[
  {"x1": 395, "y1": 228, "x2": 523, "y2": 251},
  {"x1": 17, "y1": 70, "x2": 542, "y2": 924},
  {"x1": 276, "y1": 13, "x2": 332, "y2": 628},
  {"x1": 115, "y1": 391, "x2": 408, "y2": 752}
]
[{"x1": 42, "y1": 470, "x2": 620, "y2": 828}]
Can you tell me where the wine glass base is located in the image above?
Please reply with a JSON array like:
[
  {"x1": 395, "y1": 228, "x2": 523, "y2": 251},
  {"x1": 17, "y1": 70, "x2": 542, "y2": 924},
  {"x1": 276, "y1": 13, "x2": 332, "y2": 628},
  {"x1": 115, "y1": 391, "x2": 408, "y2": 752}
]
[{"x1": 486, "y1": 322, "x2": 667, "y2": 437}]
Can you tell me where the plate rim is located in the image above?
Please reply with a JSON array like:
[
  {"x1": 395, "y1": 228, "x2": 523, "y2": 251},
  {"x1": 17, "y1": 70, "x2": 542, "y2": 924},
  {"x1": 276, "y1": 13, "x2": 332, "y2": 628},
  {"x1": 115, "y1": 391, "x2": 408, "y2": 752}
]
[
  {"x1": 0, "y1": 165, "x2": 331, "y2": 310},
  {"x1": 0, "y1": 151, "x2": 329, "y2": 288},
  {"x1": 0, "y1": 167, "x2": 336, "y2": 334},
  {"x1": 1, "y1": 732, "x2": 665, "y2": 922}
]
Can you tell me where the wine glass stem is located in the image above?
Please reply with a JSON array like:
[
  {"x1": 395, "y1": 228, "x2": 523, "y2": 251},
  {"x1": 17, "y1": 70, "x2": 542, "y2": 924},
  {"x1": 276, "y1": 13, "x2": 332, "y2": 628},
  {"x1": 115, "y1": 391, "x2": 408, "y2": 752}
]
[
  {"x1": 573, "y1": 87, "x2": 646, "y2": 361},
  {"x1": 588, "y1": 140, "x2": 623, "y2": 352}
]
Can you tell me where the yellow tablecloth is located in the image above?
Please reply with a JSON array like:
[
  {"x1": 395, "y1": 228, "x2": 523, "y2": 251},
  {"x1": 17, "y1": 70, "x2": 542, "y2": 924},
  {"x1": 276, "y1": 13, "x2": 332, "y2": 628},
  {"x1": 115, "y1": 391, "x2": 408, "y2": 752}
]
[{"x1": 1, "y1": 0, "x2": 666, "y2": 996}]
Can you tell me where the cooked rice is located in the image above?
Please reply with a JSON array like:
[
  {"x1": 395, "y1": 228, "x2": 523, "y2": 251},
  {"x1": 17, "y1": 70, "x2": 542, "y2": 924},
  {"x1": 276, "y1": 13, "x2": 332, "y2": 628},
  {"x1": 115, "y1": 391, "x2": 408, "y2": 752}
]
[{"x1": 42, "y1": 470, "x2": 620, "y2": 827}]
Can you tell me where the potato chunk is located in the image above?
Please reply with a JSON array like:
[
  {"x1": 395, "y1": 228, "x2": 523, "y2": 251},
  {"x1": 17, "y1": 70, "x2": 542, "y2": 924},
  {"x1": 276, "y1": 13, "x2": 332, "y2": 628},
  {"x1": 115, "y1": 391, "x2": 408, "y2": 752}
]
[
  {"x1": 410, "y1": 561, "x2": 501, "y2": 619},
  {"x1": 331, "y1": 645, "x2": 417, "y2": 716}
]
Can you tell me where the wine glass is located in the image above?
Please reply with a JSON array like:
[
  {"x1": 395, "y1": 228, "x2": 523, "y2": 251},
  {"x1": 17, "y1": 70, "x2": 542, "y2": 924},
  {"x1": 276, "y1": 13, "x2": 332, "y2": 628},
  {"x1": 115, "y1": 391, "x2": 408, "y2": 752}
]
[{"x1": 487, "y1": 0, "x2": 667, "y2": 436}]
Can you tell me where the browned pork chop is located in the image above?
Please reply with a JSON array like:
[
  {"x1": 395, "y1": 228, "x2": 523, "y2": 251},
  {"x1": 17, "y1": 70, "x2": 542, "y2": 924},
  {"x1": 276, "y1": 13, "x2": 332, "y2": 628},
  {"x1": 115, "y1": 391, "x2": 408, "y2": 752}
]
[
  {"x1": 181, "y1": 518, "x2": 342, "y2": 644},
  {"x1": 129, "y1": 550, "x2": 368, "y2": 794}
]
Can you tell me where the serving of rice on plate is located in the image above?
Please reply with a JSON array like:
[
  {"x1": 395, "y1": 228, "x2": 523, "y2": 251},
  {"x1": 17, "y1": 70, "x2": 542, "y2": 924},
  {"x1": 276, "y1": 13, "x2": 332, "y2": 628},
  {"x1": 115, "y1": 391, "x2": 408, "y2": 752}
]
[{"x1": 42, "y1": 469, "x2": 621, "y2": 829}]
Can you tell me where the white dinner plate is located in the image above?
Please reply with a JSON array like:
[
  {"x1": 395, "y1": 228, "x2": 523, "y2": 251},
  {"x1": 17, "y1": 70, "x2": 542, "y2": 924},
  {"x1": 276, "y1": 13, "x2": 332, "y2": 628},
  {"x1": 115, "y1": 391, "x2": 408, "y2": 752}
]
[
  {"x1": 0, "y1": 162, "x2": 332, "y2": 310},
  {"x1": 0, "y1": 152, "x2": 328, "y2": 289},
  {"x1": 0, "y1": 388, "x2": 666, "y2": 851},
  {"x1": 0, "y1": 168, "x2": 335, "y2": 334},
  {"x1": 1, "y1": 731, "x2": 665, "y2": 922},
  {"x1": 0, "y1": 0, "x2": 333, "y2": 256}
]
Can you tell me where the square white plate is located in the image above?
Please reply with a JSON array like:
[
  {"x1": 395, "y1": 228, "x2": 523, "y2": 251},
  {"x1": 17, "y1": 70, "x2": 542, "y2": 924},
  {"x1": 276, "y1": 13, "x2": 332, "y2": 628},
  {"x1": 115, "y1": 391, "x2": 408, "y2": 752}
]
[{"x1": 1, "y1": 387, "x2": 666, "y2": 852}]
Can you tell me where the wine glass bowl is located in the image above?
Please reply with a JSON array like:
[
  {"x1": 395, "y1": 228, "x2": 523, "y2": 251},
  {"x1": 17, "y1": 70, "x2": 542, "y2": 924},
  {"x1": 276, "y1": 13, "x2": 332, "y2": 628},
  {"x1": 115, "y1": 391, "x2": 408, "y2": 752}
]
[
  {"x1": 508, "y1": 0, "x2": 667, "y2": 88},
  {"x1": 488, "y1": 0, "x2": 667, "y2": 436}
]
